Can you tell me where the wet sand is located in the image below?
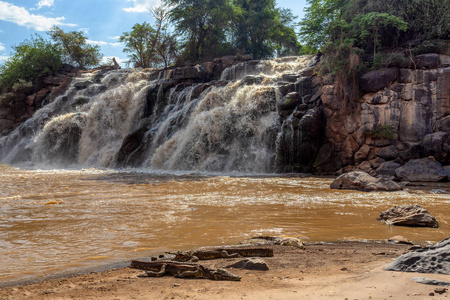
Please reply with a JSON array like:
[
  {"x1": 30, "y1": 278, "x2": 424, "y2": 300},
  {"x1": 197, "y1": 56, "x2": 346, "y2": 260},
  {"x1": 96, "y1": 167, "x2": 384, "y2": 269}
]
[{"x1": 1, "y1": 241, "x2": 449, "y2": 300}]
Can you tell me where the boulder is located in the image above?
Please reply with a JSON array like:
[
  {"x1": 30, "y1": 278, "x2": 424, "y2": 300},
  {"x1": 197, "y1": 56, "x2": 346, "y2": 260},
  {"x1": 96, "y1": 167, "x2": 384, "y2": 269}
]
[
  {"x1": 226, "y1": 258, "x2": 269, "y2": 271},
  {"x1": 378, "y1": 204, "x2": 439, "y2": 228},
  {"x1": 376, "y1": 161, "x2": 401, "y2": 177},
  {"x1": 385, "y1": 237, "x2": 450, "y2": 274},
  {"x1": 445, "y1": 166, "x2": 450, "y2": 180},
  {"x1": 359, "y1": 68, "x2": 398, "y2": 93},
  {"x1": 354, "y1": 145, "x2": 371, "y2": 164},
  {"x1": 422, "y1": 132, "x2": 450, "y2": 163},
  {"x1": 414, "y1": 53, "x2": 440, "y2": 69},
  {"x1": 278, "y1": 92, "x2": 301, "y2": 111},
  {"x1": 395, "y1": 157, "x2": 448, "y2": 182},
  {"x1": 330, "y1": 171, "x2": 403, "y2": 192},
  {"x1": 376, "y1": 145, "x2": 399, "y2": 160}
]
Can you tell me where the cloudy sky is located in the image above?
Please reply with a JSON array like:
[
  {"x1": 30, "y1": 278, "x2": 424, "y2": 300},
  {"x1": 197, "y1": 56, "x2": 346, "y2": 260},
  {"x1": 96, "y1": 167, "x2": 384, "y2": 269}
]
[{"x1": 0, "y1": 0, "x2": 307, "y2": 66}]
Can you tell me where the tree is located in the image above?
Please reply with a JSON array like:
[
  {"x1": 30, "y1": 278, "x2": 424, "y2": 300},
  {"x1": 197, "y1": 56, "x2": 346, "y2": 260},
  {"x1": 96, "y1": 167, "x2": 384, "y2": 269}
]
[
  {"x1": 48, "y1": 26, "x2": 102, "y2": 68},
  {"x1": 298, "y1": 0, "x2": 343, "y2": 52},
  {"x1": 120, "y1": 7, "x2": 179, "y2": 68},
  {"x1": 163, "y1": 0, "x2": 234, "y2": 62},
  {"x1": 230, "y1": 0, "x2": 301, "y2": 59},
  {"x1": 120, "y1": 22, "x2": 156, "y2": 68},
  {"x1": 0, "y1": 34, "x2": 62, "y2": 91}
]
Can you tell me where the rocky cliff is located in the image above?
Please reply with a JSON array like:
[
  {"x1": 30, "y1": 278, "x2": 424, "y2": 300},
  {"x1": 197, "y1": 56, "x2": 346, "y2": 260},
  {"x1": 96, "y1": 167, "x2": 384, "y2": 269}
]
[
  {"x1": 316, "y1": 53, "x2": 450, "y2": 176},
  {"x1": 0, "y1": 53, "x2": 448, "y2": 176}
]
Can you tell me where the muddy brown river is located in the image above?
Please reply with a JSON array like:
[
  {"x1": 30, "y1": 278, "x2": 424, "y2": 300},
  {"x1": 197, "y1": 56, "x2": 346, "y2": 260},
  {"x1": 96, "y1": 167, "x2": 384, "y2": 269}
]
[{"x1": 0, "y1": 165, "x2": 449, "y2": 286}]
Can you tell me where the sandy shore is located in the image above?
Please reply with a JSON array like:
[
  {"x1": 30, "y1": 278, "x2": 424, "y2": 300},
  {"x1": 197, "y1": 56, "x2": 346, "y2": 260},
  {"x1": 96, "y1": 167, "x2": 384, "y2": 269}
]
[{"x1": 1, "y1": 241, "x2": 449, "y2": 299}]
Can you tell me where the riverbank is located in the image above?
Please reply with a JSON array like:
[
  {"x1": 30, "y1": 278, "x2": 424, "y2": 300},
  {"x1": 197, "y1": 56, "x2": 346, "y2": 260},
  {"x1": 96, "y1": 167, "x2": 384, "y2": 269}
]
[{"x1": 1, "y1": 241, "x2": 449, "y2": 299}]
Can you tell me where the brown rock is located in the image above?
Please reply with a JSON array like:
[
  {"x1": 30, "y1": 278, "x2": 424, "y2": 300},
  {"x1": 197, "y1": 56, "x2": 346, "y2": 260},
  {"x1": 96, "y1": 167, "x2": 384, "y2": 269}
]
[
  {"x1": 378, "y1": 204, "x2": 438, "y2": 228},
  {"x1": 330, "y1": 171, "x2": 403, "y2": 192}
]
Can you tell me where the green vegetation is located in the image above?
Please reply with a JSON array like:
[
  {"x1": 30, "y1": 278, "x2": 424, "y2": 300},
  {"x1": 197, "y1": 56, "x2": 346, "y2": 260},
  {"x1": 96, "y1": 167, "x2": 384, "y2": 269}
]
[
  {"x1": 297, "y1": 0, "x2": 449, "y2": 100},
  {"x1": 120, "y1": 7, "x2": 179, "y2": 68},
  {"x1": 121, "y1": 0, "x2": 302, "y2": 64},
  {"x1": 0, "y1": 35, "x2": 62, "y2": 91},
  {"x1": 48, "y1": 26, "x2": 102, "y2": 68},
  {"x1": 366, "y1": 125, "x2": 395, "y2": 140},
  {"x1": 0, "y1": 27, "x2": 103, "y2": 92}
]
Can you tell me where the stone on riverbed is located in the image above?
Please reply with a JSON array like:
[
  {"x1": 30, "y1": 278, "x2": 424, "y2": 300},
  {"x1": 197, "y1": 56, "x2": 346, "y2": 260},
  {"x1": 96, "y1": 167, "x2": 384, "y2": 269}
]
[
  {"x1": 226, "y1": 258, "x2": 270, "y2": 271},
  {"x1": 378, "y1": 204, "x2": 439, "y2": 228},
  {"x1": 385, "y1": 238, "x2": 450, "y2": 274},
  {"x1": 330, "y1": 171, "x2": 403, "y2": 191}
]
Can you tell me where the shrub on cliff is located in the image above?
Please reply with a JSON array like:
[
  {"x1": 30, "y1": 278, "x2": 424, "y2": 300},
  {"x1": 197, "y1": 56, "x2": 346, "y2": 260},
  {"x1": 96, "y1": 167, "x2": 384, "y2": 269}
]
[{"x1": 0, "y1": 34, "x2": 62, "y2": 92}]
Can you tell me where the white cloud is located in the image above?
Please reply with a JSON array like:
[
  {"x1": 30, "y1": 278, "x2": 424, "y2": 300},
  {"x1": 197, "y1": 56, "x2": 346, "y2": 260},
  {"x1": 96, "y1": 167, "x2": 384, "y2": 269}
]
[
  {"x1": 110, "y1": 42, "x2": 124, "y2": 47},
  {"x1": 123, "y1": 0, "x2": 161, "y2": 13},
  {"x1": 108, "y1": 36, "x2": 121, "y2": 40},
  {"x1": 0, "y1": 55, "x2": 9, "y2": 63},
  {"x1": 37, "y1": 0, "x2": 54, "y2": 9},
  {"x1": 0, "y1": 1, "x2": 77, "y2": 31},
  {"x1": 79, "y1": 28, "x2": 89, "y2": 34},
  {"x1": 0, "y1": 42, "x2": 5, "y2": 52},
  {"x1": 87, "y1": 39, "x2": 108, "y2": 46}
]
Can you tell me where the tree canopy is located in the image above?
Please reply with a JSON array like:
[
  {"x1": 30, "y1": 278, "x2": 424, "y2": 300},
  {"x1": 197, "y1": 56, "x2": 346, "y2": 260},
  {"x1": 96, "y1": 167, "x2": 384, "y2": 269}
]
[
  {"x1": 48, "y1": 26, "x2": 102, "y2": 68},
  {"x1": 158, "y1": 0, "x2": 301, "y2": 62},
  {"x1": 120, "y1": 7, "x2": 179, "y2": 68}
]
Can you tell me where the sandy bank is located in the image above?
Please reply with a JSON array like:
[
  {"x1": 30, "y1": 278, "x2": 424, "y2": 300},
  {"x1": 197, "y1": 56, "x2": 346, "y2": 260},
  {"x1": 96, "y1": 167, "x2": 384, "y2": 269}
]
[{"x1": 1, "y1": 241, "x2": 450, "y2": 299}]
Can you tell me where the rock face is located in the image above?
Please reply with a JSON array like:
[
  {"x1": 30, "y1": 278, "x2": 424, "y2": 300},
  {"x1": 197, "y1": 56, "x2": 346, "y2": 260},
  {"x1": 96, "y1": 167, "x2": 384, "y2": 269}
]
[
  {"x1": 320, "y1": 52, "x2": 450, "y2": 174},
  {"x1": 385, "y1": 238, "x2": 450, "y2": 274},
  {"x1": 395, "y1": 157, "x2": 448, "y2": 182},
  {"x1": 330, "y1": 171, "x2": 403, "y2": 192},
  {"x1": 0, "y1": 65, "x2": 77, "y2": 135},
  {"x1": 378, "y1": 204, "x2": 439, "y2": 228}
]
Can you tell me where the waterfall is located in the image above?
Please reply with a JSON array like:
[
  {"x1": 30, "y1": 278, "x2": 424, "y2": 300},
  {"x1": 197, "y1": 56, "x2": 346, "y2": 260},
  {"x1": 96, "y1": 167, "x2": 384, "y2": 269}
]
[{"x1": 0, "y1": 55, "x2": 321, "y2": 172}]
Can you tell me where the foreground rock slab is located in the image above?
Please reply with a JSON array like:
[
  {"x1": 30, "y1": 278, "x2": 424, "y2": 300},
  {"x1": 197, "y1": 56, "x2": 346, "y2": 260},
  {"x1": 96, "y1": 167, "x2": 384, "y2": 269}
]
[
  {"x1": 378, "y1": 204, "x2": 439, "y2": 228},
  {"x1": 386, "y1": 238, "x2": 450, "y2": 274},
  {"x1": 330, "y1": 171, "x2": 403, "y2": 191}
]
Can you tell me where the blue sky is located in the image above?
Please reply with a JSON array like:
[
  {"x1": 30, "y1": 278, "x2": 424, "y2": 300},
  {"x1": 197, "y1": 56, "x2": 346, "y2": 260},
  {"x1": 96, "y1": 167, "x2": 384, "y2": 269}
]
[{"x1": 0, "y1": 0, "x2": 307, "y2": 66}]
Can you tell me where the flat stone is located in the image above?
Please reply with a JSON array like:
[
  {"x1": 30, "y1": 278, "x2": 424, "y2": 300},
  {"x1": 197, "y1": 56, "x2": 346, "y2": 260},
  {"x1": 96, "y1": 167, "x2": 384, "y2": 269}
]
[
  {"x1": 411, "y1": 277, "x2": 450, "y2": 287},
  {"x1": 226, "y1": 258, "x2": 269, "y2": 271},
  {"x1": 387, "y1": 235, "x2": 413, "y2": 245},
  {"x1": 378, "y1": 204, "x2": 439, "y2": 228}
]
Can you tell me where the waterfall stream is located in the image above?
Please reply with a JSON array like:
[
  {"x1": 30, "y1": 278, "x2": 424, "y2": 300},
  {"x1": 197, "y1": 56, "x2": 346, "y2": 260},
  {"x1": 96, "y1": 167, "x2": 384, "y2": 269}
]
[{"x1": 0, "y1": 55, "x2": 319, "y2": 172}]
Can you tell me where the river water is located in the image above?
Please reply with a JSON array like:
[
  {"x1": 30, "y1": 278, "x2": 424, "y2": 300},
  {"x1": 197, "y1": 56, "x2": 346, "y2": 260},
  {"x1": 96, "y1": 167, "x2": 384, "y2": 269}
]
[{"x1": 0, "y1": 164, "x2": 449, "y2": 286}]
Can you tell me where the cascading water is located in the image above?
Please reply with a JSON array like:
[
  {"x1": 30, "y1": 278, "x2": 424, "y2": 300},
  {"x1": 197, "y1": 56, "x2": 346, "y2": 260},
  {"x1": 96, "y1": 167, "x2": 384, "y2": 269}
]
[{"x1": 0, "y1": 55, "x2": 321, "y2": 172}]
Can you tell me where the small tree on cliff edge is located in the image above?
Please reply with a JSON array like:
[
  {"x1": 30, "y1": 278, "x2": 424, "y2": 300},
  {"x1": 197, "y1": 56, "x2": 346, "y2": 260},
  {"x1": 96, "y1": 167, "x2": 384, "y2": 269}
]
[
  {"x1": 120, "y1": 6, "x2": 179, "y2": 68},
  {"x1": 48, "y1": 26, "x2": 102, "y2": 68}
]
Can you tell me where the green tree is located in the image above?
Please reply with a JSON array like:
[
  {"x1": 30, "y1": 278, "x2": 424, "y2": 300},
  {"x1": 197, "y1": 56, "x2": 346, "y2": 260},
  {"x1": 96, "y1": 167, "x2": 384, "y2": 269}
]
[
  {"x1": 48, "y1": 26, "x2": 102, "y2": 68},
  {"x1": 163, "y1": 0, "x2": 234, "y2": 62},
  {"x1": 120, "y1": 7, "x2": 179, "y2": 68},
  {"x1": 232, "y1": 0, "x2": 300, "y2": 59},
  {"x1": 298, "y1": 0, "x2": 343, "y2": 52},
  {"x1": 0, "y1": 34, "x2": 62, "y2": 91}
]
